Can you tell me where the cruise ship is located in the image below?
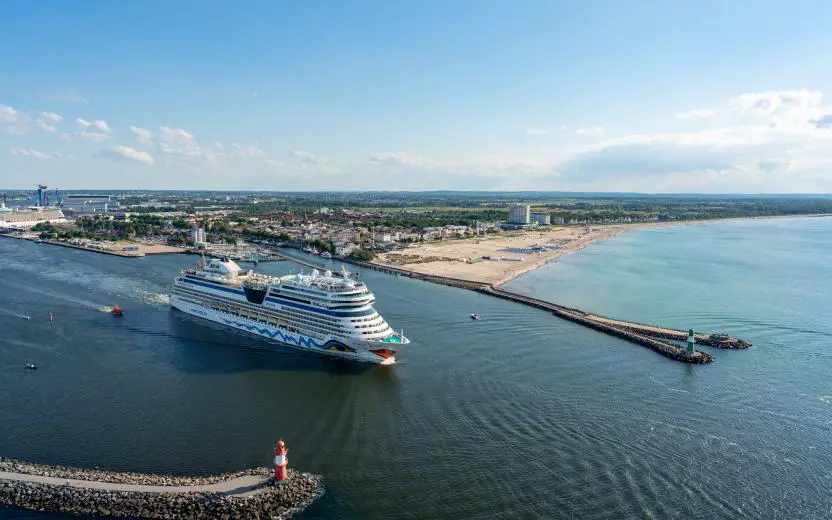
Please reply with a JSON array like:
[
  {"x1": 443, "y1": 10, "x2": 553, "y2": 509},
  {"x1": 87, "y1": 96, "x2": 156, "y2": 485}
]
[
  {"x1": 0, "y1": 199, "x2": 65, "y2": 229},
  {"x1": 170, "y1": 257, "x2": 409, "y2": 364}
]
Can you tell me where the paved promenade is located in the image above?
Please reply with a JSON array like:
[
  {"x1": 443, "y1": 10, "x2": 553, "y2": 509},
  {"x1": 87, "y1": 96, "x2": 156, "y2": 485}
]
[{"x1": 0, "y1": 470, "x2": 270, "y2": 497}]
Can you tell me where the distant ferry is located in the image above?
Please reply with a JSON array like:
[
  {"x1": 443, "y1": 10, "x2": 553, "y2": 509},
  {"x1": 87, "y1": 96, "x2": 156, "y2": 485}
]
[{"x1": 170, "y1": 258, "x2": 408, "y2": 364}]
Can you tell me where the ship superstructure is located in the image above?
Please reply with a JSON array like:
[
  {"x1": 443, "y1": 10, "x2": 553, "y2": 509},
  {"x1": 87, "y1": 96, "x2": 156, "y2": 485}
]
[
  {"x1": 0, "y1": 196, "x2": 65, "y2": 229},
  {"x1": 170, "y1": 257, "x2": 408, "y2": 364}
]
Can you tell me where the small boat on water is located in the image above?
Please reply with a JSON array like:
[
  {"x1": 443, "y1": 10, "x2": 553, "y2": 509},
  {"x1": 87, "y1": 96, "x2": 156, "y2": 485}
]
[
  {"x1": 321, "y1": 251, "x2": 332, "y2": 259},
  {"x1": 470, "y1": 314, "x2": 481, "y2": 320},
  {"x1": 25, "y1": 364, "x2": 37, "y2": 370},
  {"x1": 18, "y1": 315, "x2": 30, "y2": 320},
  {"x1": 111, "y1": 305, "x2": 124, "y2": 317}
]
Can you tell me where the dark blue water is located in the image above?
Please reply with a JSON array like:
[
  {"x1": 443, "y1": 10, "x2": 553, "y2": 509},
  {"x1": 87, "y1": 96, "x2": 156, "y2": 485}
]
[{"x1": 1, "y1": 217, "x2": 831, "y2": 519}]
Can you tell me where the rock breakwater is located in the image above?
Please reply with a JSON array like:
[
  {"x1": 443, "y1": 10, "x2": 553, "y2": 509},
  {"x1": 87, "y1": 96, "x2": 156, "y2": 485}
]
[{"x1": 0, "y1": 458, "x2": 323, "y2": 519}]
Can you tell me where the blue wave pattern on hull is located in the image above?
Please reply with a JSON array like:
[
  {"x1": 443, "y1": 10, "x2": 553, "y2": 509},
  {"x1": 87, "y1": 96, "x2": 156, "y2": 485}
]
[
  {"x1": 222, "y1": 319, "x2": 321, "y2": 348},
  {"x1": 221, "y1": 319, "x2": 355, "y2": 352}
]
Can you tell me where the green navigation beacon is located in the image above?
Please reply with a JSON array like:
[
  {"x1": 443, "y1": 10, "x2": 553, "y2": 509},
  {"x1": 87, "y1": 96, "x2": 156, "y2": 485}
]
[{"x1": 686, "y1": 329, "x2": 696, "y2": 354}]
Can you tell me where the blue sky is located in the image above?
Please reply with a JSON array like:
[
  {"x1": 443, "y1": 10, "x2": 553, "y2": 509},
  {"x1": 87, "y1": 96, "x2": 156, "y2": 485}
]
[{"x1": 2, "y1": 0, "x2": 832, "y2": 192}]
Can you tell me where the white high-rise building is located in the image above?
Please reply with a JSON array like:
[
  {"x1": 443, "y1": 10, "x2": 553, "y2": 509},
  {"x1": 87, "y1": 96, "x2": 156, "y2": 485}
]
[
  {"x1": 508, "y1": 205, "x2": 531, "y2": 225},
  {"x1": 192, "y1": 227, "x2": 206, "y2": 244}
]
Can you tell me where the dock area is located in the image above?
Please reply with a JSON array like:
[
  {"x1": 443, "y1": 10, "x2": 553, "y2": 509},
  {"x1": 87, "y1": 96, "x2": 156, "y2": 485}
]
[
  {"x1": 0, "y1": 457, "x2": 322, "y2": 519},
  {"x1": 282, "y1": 251, "x2": 751, "y2": 364},
  {"x1": 0, "y1": 233, "x2": 187, "y2": 257}
]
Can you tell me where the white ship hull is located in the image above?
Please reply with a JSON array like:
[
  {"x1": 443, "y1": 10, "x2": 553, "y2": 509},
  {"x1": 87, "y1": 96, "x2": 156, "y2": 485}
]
[{"x1": 170, "y1": 294, "x2": 397, "y2": 365}]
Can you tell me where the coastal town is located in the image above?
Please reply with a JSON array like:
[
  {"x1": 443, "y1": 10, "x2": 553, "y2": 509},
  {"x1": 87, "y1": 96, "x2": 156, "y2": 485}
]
[{"x1": 3, "y1": 187, "x2": 832, "y2": 284}]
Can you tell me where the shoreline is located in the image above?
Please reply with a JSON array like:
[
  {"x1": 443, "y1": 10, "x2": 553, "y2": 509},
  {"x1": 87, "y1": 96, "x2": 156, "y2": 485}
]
[
  {"x1": 0, "y1": 233, "x2": 186, "y2": 257},
  {"x1": 372, "y1": 213, "x2": 832, "y2": 286}
]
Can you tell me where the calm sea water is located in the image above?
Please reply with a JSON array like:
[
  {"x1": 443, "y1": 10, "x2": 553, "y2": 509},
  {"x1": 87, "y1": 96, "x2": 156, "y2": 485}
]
[{"x1": 1, "y1": 217, "x2": 831, "y2": 519}]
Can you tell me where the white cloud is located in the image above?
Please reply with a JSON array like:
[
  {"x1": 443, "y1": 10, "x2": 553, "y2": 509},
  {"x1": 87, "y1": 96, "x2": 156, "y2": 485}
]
[
  {"x1": 36, "y1": 112, "x2": 63, "y2": 131},
  {"x1": 550, "y1": 103, "x2": 832, "y2": 184},
  {"x1": 46, "y1": 92, "x2": 88, "y2": 103},
  {"x1": 368, "y1": 151, "x2": 549, "y2": 181},
  {"x1": 289, "y1": 149, "x2": 340, "y2": 174},
  {"x1": 156, "y1": 127, "x2": 223, "y2": 165},
  {"x1": 0, "y1": 105, "x2": 17, "y2": 124},
  {"x1": 234, "y1": 144, "x2": 266, "y2": 157},
  {"x1": 814, "y1": 114, "x2": 832, "y2": 129},
  {"x1": 731, "y1": 89, "x2": 822, "y2": 117},
  {"x1": 369, "y1": 151, "x2": 437, "y2": 167},
  {"x1": 9, "y1": 147, "x2": 53, "y2": 159},
  {"x1": 78, "y1": 131, "x2": 112, "y2": 142},
  {"x1": 292, "y1": 149, "x2": 328, "y2": 165},
  {"x1": 130, "y1": 126, "x2": 153, "y2": 144},
  {"x1": 576, "y1": 126, "x2": 605, "y2": 135},
  {"x1": 675, "y1": 109, "x2": 715, "y2": 120},
  {"x1": 2, "y1": 105, "x2": 62, "y2": 134},
  {"x1": 525, "y1": 128, "x2": 548, "y2": 135},
  {"x1": 96, "y1": 146, "x2": 155, "y2": 165},
  {"x1": 730, "y1": 89, "x2": 826, "y2": 130},
  {"x1": 159, "y1": 126, "x2": 196, "y2": 144},
  {"x1": 365, "y1": 88, "x2": 832, "y2": 190},
  {"x1": 76, "y1": 118, "x2": 110, "y2": 131}
]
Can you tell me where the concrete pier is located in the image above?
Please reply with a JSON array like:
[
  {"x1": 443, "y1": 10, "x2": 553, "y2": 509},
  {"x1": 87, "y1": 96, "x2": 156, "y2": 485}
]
[{"x1": 0, "y1": 457, "x2": 322, "y2": 519}]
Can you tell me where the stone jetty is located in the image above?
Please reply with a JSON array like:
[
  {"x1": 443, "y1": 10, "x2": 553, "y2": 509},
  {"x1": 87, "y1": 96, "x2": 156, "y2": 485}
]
[
  {"x1": 323, "y1": 254, "x2": 752, "y2": 363},
  {"x1": 0, "y1": 457, "x2": 323, "y2": 519}
]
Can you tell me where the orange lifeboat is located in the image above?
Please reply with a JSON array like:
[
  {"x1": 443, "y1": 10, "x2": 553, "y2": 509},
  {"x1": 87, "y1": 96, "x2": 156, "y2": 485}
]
[{"x1": 111, "y1": 305, "x2": 124, "y2": 317}]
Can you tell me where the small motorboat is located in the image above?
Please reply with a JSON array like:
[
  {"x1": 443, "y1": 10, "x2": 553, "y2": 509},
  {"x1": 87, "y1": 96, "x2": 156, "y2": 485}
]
[
  {"x1": 25, "y1": 364, "x2": 37, "y2": 370},
  {"x1": 111, "y1": 305, "x2": 124, "y2": 317},
  {"x1": 18, "y1": 315, "x2": 30, "y2": 320},
  {"x1": 470, "y1": 314, "x2": 481, "y2": 320},
  {"x1": 321, "y1": 251, "x2": 332, "y2": 259}
]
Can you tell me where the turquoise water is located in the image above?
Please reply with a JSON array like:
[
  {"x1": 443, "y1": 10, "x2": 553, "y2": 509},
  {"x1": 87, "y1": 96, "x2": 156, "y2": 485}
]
[{"x1": 1, "y1": 217, "x2": 831, "y2": 519}]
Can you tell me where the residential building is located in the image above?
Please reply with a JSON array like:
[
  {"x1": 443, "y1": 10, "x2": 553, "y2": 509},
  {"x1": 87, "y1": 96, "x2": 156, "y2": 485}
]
[
  {"x1": 192, "y1": 226, "x2": 206, "y2": 244},
  {"x1": 531, "y1": 212, "x2": 551, "y2": 225}
]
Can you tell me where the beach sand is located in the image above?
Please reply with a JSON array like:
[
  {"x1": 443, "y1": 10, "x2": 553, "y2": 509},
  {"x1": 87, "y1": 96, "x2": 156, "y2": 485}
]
[
  {"x1": 372, "y1": 224, "x2": 640, "y2": 285},
  {"x1": 371, "y1": 214, "x2": 832, "y2": 285}
]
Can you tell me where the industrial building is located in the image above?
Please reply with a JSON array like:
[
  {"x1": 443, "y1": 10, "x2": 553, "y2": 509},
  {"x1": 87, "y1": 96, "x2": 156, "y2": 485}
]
[{"x1": 61, "y1": 194, "x2": 116, "y2": 214}]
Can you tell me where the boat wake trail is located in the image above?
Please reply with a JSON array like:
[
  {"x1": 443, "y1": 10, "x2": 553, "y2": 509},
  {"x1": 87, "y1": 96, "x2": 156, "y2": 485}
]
[{"x1": 137, "y1": 291, "x2": 170, "y2": 305}]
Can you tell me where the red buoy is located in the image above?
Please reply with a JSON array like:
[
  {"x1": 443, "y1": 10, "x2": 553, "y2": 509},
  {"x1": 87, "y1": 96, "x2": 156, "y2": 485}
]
[
  {"x1": 274, "y1": 440, "x2": 288, "y2": 482},
  {"x1": 111, "y1": 305, "x2": 123, "y2": 317}
]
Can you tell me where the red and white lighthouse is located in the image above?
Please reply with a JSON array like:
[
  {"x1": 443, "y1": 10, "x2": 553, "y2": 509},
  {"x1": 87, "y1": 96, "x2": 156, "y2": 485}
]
[{"x1": 274, "y1": 440, "x2": 288, "y2": 482}]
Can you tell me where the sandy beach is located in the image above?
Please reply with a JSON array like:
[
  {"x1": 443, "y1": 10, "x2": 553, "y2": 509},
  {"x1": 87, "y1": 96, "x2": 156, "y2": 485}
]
[
  {"x1": 372, "y1": 214, "x2": 832, "y2": 286},
  {"x1": 372, "y1": 224, "x2": 642, "y2": 285}
]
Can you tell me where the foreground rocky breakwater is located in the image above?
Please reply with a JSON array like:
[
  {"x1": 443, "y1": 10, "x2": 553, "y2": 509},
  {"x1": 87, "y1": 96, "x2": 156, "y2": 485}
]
[{"x1": 0, "y1": 458, "x2": 323, "y2": 519}]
